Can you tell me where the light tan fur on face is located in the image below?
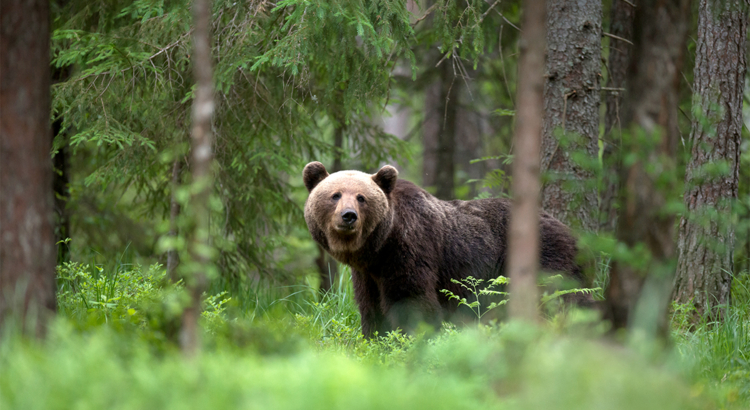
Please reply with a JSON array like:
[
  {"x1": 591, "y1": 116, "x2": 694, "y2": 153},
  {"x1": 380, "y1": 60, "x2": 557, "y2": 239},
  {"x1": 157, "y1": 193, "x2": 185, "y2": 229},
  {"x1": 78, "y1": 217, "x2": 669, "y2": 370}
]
[{"x1": 305, "y1": 171, "x2": 391, "y2": 255}]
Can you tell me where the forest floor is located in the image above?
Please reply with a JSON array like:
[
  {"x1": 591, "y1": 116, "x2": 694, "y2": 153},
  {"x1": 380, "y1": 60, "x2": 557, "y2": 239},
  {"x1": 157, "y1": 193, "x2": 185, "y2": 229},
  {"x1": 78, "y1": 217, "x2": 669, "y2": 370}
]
[{"x1": 1, "y1": 261, "x2": 749, "y2": 410}]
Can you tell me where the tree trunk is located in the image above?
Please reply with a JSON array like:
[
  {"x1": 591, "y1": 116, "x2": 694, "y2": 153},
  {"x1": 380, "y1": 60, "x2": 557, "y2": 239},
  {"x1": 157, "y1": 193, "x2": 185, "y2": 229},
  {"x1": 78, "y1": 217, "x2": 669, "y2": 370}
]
[
  {"x1": 422, "y1": 79, "x2": 440, "y2": 189},
  {"x1": 317, "y1": 123, "x2": 344, "y2": 294},
  {"x1": 0, "y1": 0, "x2": 56, "y2": 336},
  {"x1": 51, "y1": 65, "x2": 72, "y2": 264},
  {"x1": 600, "y1": 0, "x2": 636, "y2": 232},
  {"x1": 507, "y1": 0, "x2": 546, "y2": 322},
  {"x1": 673, "y1": 0, "x2": 747, "y2": 322},
  {"x1": 604, "y1": 0, "x2": 690, "y2": 337},
  {"x1": 455, "y1": 66, "x2": 489, "y2": 199},
  {"x1": 423, "y1": 58, "x2": 459, "y2": 200},
  {"x1": 435, "y1": 60, "x2": 459, "y2": 200},
  {"x1": 181, "y1": 0, "x2": 214, "y2": 356},
  {"x1": 541, "y1": 0, "x2": 601, "y2": 232},
  {"x1": 167, "y1": 158, "x2": 182, "y2": 281},
  {"x1": 52, "y1": 115, "x2": 71, "y2": 264}
]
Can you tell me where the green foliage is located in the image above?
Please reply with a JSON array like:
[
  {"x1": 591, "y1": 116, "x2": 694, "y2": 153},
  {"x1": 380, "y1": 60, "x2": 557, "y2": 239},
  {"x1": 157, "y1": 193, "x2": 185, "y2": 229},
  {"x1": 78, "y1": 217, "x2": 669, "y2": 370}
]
[
  {"x1": 0, "y1": 257, "x2": 743, "y2": 409},
  {"x1": 441, "y1": 275, "x2": 601, "y2": 324},
  {"x1": 50, "y1": 0, "x2": 415, "y2": 286},
  {"x1": 32, "y1": 0, "x2": 750, "y2": 407},
  {"x1": 441, "y1": 276, "x2": 508, "y2": 322},
  {"x1": 2, "y1": 305, "x2": 742, "y2": 410},
  {"x1": 0, "y1": 325, "x2": 490, "y2": 410},
  {"x1": 57, "y1": 261, "x2": 169, "y2": 322},
  {"x1": 538, "y1": 274, "x2": 602, "y2": 305},
  {"x1": 672, "y1": 283, "x2": 750, "y2": 407}
]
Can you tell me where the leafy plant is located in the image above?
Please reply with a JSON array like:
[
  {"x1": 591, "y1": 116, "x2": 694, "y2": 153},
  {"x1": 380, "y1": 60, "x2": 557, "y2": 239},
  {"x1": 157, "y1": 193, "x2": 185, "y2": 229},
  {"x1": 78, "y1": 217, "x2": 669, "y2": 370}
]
[
  {"x1": 441, "y1": 274, "x2": 600, "y2": 324},
  {"x1": 440, "y1": 276, "x2": 509, "y2": 323}
]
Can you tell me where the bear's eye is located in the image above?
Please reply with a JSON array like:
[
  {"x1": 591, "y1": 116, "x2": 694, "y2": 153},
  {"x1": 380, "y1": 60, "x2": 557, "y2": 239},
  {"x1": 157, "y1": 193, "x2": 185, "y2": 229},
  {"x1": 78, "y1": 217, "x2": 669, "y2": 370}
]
[
  {"x1": 332, "y1": 193, "x2": 341, "y2": 201},
  {"x1": 357, "y1": 195, "x2": 366, "y2": 203}
]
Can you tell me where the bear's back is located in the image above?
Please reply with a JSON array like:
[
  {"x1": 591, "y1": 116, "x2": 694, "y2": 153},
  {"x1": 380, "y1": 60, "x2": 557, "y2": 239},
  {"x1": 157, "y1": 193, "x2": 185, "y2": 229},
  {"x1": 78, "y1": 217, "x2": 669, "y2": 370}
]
[
  {"x1": 387, "y1": 179, "x2": 580, "y2": 281},
  {"x1": 387, "y1": 180, "x2": 510, "y2": 282}
]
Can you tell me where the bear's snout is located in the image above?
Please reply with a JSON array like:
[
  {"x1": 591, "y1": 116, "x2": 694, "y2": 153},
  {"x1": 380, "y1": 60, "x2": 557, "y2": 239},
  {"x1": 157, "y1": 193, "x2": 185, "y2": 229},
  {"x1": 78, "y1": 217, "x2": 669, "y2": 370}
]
[{"x1": 341, "y1": 209, "x2": 358, "y2": 226}]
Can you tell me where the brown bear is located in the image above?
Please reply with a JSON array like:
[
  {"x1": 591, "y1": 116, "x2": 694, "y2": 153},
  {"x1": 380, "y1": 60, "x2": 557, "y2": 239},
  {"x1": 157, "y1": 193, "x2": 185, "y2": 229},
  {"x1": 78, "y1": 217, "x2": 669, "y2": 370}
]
[{"x1": 303, "y1": 161, "x2": 586, "y2": 338}]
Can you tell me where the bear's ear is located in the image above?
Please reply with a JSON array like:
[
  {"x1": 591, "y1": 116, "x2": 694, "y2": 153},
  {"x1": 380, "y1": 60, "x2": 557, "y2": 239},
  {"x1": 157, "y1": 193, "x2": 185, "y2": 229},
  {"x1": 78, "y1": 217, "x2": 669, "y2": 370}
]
[
  {"x1": 372, "y1": 165, "x2": 398, "y2": 195},
  {"x1": 303, "y1": 162, "x2": 329, "y2": 192}
]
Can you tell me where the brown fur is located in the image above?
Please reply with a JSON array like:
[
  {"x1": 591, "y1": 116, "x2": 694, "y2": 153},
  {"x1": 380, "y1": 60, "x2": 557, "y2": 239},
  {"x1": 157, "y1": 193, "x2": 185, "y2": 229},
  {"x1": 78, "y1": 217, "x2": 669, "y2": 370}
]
[{"x1": 303, "y1": 161, "x2": 587, "y2": 338}]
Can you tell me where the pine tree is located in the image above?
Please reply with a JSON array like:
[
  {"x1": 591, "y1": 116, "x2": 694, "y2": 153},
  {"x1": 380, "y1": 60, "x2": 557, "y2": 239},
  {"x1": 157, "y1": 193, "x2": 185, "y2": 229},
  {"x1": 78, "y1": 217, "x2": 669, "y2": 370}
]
[
  {"x1": 0, "y1": 0, "x2": 57, "y2": 336},
  {"x1": 600, "y1": 0, "x2": 636, "y2": 232},
  {"x1": 673, "y1": 0, "x2": 748, "y2": 322},
  {"x1": 604, "y1": 0, "x2": 690, "y2": 336},
  {"x1": 50, "y1": 0, "x2": 415, "y2": 284},
  {"x1": 541, "y1": 0, "x2": 601, "y2": 232}
]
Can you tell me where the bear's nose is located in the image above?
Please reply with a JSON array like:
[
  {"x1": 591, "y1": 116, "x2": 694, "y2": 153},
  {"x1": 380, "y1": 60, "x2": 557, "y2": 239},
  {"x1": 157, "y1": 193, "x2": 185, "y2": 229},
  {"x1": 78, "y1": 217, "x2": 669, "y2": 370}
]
[{"x1": 341, "y1": 209, "x2": 358, "y2": 225}]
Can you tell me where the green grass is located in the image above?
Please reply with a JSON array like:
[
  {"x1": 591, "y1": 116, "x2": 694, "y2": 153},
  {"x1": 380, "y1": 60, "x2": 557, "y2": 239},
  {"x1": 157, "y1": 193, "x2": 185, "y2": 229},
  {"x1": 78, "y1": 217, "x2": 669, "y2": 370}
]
[
  {"x1": 1, "y1": 262, "x2": 749, "y2": 410},
  {"x1": 671, "y1": 275, "x2": 750, "y2": 407}
]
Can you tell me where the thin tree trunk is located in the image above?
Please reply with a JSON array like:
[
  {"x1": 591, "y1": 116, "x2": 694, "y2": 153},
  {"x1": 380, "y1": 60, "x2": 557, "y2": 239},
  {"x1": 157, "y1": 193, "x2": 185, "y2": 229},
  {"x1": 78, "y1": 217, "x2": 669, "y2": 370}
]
[
  {"x1": 51, "y1": 65, "x2": 72, "y2": 264},
  {"x1": 167, "y1": 158, "x2": 182, "y2": 281},
  {"x1": 332, "y1": 123, "x2": 344, "y2": 174},
  {"x1": 0, "y1": 0, "x2": 56, "y2": 336},
  {"x1": 507, "y1": 0, "x2": 546, "y2": 322},
  {"x1": 673, "y1": 0, "x2": 747, "y2": 322},
  {"x1": 52, "y1": 118, "x2": 70, "y2": 264},
  {"x1": 600, "y1": 0, "x2": 636, "y2": 232},
  {"x1": 604, "y1": 0, "x2": 690, "y2": 336},
  {"x1": 423, "y1": 57, "x2": 459, "y2": 199},
  {"x1": 317, "y1": 123, "x2": 344, "y2": 293},
  {"x1": 435, "y1": 60, "x2": 459, "y2": 200},
  {"x1": 181, "y1": 0, "x2": 214, "y2": 356},
  {"x1": 422, "y1": 79, "x2": 440, "y2": 188},
  {"x1": 541, "y1": 0, "x2": 601, "y2": 232}
]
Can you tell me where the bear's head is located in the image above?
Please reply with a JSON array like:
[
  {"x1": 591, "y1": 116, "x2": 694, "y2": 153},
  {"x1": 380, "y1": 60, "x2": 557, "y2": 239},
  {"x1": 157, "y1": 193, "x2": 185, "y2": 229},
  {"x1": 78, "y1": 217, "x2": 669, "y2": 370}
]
[{"x1": 303, "y1": 161, "x2": 398, "y2": 255}]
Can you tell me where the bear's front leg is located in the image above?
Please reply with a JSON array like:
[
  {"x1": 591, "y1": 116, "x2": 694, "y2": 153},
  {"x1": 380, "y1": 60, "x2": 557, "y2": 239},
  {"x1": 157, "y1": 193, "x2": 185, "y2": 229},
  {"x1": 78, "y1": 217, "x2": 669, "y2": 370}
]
[
  {"x1": 380, "y1": 273, "x2": 443, "y2": 334},
  {"x1": 351, "y1": 270, "x2": 388, "y2": 339}
]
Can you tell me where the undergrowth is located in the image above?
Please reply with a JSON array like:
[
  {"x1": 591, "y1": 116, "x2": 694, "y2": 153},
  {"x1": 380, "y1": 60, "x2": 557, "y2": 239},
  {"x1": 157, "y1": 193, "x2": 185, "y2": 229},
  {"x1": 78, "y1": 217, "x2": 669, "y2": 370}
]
[{"x1": 1, "y1": 261, "x2": 749, "y2": 409}]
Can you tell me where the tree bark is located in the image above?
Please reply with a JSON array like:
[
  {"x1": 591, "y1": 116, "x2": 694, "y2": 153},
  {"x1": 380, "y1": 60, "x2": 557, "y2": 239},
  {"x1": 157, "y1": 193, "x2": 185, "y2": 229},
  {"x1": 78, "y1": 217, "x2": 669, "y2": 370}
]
[
  {"x1": 673, "y1": 0, "x2": 747, "y2": 322},
  {"x1": 422, "y1": 79, "x2": 440, "y2": 188},
  {"x1": 167, "y1": 158, "x2": 182, "y2": 281},
  {"x1": 423, "y1": 58, "x2": 459, "y2": 200},
  {"x1": 317, "y1": 123, "x2": 344, "y2": 294},
  {"x1": 541, "y1": 0, "x2": 601, "y2": 232},
  {"x1": 507, "y1": 0, "x2": 546, "y2": 322},
  {"x1": 435, "y1": 60, "x2": 459, "y2": 200},
  {"x1": 181, "y1": 0, "x2": 214, "y2": 356},
  {"x1": 600, "y1": 0, "x2": 636, "y2": 232},
  {"x1": 0, "y1": 0, "x2": 56, "y2": 336},
  {"x1": 604, "y1": 0, "x2": 690, "y2": 336}
]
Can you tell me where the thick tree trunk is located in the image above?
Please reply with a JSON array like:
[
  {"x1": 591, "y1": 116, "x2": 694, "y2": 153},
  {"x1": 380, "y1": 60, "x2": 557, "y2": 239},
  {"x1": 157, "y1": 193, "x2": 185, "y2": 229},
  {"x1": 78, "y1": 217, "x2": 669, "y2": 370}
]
[
  {"x1": 181, "y1": 0, "x2": 214, "y2": 356},
  {"x1": 600, "y1": 0, "x2": 636, "y2": 232},
  {"x1": 604, "y1": 0, "x2": 690, "y2": 336},
  {"x1": 673, "y1": 0, "x2": 747, "y2": 322},
  {"x1": 541, "y1": 0, "x2": 601, "y2": 232},
  {"x1": 507, "y1": 0, "x2": 546, "y2": 322},
  {"x1": 0, "y1": 0, "x2": 56, "y2": 336},
  {"x1": 423, "y1": 59, "x2": 459, "y2": 199},
  {"x1": 167, "y1": 158, "x2": 182, "y2": 281}
]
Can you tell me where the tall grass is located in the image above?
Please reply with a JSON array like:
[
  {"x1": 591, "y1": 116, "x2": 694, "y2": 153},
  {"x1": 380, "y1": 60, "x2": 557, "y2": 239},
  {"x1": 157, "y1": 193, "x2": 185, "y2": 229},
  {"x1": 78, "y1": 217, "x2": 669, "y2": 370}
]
[{"x1": 672, "y1": 269, "x2": 750, "y2": 406}]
